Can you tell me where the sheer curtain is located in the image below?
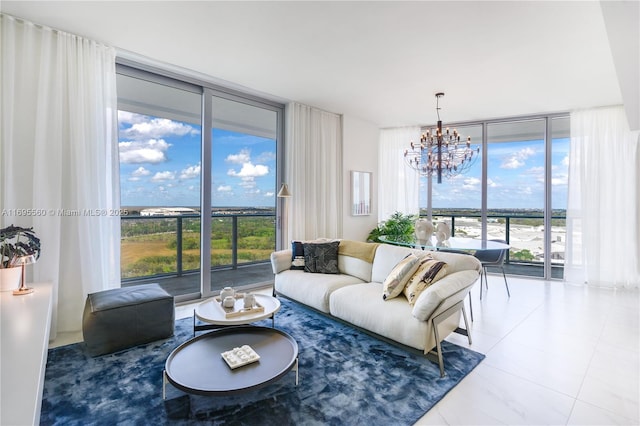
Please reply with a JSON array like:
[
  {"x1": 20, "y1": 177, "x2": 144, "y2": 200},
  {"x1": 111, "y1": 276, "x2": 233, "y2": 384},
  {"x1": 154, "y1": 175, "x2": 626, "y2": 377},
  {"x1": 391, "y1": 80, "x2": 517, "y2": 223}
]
[
  {"x1": 378, "y1": 127, "x2": 421, "y2": 222},
  {"x1": 565, "y1": 106, "x2": 640, "y2": 288},
  {"x1": 1, "y1": 15, "x2": 121, "y2": 336},
  {"x1": 285, "y1": 102, "x2": 343, "y2": 241}
]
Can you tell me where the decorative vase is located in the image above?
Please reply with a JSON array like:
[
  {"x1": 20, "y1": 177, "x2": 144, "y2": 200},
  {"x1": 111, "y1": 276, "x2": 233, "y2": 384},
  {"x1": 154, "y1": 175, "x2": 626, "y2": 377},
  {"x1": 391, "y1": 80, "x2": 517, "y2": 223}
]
[
  {"x1": 414, "y1": 219, "x2": 434, "y2": 245},
  {"x1": 220, "y1": 286, "x2": 235, "y2": 301},
  {"x1": 436, "y1": 222, "x2": 451, "y2": 241},
  {"x1": 0, "y1": 266, "x2": 22, "y2": 292}
]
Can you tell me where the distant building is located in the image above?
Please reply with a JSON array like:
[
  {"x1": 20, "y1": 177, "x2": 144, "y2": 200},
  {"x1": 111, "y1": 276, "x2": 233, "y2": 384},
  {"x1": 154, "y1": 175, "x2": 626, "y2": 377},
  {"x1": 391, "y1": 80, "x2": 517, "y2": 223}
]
[{"x1": 140, "y1": 207, "x2": 198, "y2": 216}]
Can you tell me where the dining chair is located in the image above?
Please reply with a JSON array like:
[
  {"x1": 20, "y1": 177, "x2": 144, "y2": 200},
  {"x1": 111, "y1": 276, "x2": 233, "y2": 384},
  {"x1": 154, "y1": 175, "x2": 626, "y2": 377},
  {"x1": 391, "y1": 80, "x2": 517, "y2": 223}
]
[{"x1": 473, "y1": 239, "x2": 510, "y2": 300}]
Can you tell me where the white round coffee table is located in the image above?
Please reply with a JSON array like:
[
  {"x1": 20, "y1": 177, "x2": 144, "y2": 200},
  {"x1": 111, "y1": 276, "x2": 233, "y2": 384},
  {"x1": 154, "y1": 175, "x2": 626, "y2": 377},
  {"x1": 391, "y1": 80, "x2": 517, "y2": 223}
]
[{"x1": 193, "y1": 293, "x2": 281, "y2": 334}]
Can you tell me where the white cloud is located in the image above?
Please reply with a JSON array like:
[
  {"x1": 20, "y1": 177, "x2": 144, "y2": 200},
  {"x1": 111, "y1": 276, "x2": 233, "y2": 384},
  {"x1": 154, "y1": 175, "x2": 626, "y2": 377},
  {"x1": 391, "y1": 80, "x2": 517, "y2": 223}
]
[
  {"x1": 119, "y1": 139, "x2": 171, "y2": 164},
  {"x1": 487, "y1": 178, "x2": 499, "y2": 188},
  {"x1": 552, "y1": 174, "x2": 568, "y2": 186},
  {"x1": 227, "y1": 163, "x2": 269, "y2": 178},
  {"x1": 120, "y1": 116, "x2": 199, "y2": 140},
  {"x1": 255, "y1": 151, "x2": 276, "y2": 163},
  {"x1": 151, "y1": 171, "x2": 176, "y2": 182},
  {"x1": 179, "y1": 164, "x2": 201, "y2": 180},
  {"x1": 501, "y1": 147, "x2": 535, "y2": 169},
  {"x1": 132, "y1": 166, "x2": 151, "y2": 177},
  {"x1": 226, "y1": 149, "x2": 251, "y2": 165},
  {"x1": 264, "y1": 191, "x2": 275, "y2": 197},
  {"x1": 118, "y1": 111, "x2": 147, "y2": 125},
  {"x1": 562, "y1": 155, "x2": 570, "y2": 167},
  {"x1": 461, "y1": 177, "x2": 480, "y2": 190},
  {"x1": 217, "y1": 185, "x2": 232, "y2": 192}
]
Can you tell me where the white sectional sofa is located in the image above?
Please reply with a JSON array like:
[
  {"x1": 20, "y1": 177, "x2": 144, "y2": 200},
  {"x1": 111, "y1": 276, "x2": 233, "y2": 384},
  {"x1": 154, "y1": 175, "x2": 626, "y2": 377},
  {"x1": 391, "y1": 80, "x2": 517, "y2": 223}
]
[{"x1": 270, "y1": 240, "x2": 482, "y2": 376}]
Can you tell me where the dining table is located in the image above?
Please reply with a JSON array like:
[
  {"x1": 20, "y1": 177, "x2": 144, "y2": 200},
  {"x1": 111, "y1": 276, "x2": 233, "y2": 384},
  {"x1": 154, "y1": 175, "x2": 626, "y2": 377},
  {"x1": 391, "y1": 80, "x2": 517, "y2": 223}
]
[{"x1": 378, "y1": 235, "x2": 510, "y2": 252}]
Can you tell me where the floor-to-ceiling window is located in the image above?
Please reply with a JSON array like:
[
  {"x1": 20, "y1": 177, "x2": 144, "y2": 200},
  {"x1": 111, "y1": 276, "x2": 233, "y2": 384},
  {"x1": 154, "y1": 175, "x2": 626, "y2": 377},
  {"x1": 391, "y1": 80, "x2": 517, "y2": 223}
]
[
  {"x1": 424, "y1": 124, "x2": 483, "y2": 237},
  {"x1": 420, "y1": 114, "x2": 569, "y2": 280},
  {"x1": 206, "y1": 95, "x2": 279, "y2": 297},
  {"x1": 116, "y1": 64, "x2": 283, "y2": 301},
  {"x1": 487, "y1": 119, "x2": 547, "y2": 277}
]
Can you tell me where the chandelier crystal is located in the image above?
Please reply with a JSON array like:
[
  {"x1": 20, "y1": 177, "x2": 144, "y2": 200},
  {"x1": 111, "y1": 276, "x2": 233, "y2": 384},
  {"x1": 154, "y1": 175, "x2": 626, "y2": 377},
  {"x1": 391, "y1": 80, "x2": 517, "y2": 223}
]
[{"x1": 404, "y1": 92, "x2": 479, "y2": 183}]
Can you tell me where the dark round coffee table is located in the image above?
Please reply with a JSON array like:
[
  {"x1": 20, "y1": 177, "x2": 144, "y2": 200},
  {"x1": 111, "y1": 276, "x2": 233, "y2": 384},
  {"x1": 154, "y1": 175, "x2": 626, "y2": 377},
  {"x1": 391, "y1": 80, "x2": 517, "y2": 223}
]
[{"x1": 163, "y1": 326, "x2": 298, "y2": 397}]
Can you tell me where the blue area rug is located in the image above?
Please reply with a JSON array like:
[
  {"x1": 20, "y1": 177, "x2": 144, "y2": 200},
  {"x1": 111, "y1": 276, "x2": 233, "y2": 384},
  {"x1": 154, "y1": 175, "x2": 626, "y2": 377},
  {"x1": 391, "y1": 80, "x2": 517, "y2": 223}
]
[{"x1": 41, "y1": 298, "x2": 484, "y2": 425}]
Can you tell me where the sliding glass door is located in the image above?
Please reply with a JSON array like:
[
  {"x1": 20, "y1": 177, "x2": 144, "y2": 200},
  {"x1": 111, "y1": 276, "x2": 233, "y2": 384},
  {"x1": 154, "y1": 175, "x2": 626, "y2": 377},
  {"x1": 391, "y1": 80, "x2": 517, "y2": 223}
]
[
  {"x1": 116, "y1": 64, "x2": 283, "y2": 301},
  {"x1": 205, "y1": 95, "x2": 279, "y2": 297},
  {"x1": 117, "y1": 70, "x2": 203, "y2": 297},
  {"x1": 419, "y1": 115, "x2": 569, "y2": 280},
  {"x1": 487, "y1": 119, "x2": 546, "y2": 277}
]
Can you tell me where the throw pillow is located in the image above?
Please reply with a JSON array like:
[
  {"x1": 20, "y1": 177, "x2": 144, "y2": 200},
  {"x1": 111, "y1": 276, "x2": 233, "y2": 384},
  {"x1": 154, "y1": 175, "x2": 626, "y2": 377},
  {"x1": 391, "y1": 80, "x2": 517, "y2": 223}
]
[
  {"x1": 290, "y1": 241, "x2": 305, "y2": 270},
  {"x1": 403, "y1": 256, "x2": 448, "y2": 305},
  {"x1": 303, "y1": 241, "x2": 340, "y2": 274},
  {"x1": 382, "y1": 253, "x2": 420, "y2": 300}
]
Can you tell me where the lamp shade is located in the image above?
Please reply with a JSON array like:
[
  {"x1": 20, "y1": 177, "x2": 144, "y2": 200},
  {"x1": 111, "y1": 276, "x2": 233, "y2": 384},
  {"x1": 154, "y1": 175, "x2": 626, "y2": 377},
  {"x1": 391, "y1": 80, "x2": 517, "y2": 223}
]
[{"x1": 277, "y1": 183, "x2": 292, "y2": 198}]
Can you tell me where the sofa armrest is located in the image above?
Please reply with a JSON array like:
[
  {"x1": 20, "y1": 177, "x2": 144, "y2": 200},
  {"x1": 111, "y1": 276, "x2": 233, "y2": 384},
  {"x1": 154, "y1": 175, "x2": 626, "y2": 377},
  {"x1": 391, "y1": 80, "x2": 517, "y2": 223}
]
[
  {"x1": 411, "y1": 270, "x2": 480, "y2": 321},
  {"x1": 271, "y1": 249, "x2": 293, "y2": 274}
]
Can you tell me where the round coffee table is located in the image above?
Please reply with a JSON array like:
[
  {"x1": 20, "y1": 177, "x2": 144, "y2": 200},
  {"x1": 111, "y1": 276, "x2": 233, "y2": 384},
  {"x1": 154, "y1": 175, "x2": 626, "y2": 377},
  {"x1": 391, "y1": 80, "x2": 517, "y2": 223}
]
[
  {"x1": 193, "y1": 294, "x2": 281, "y2": 334},
  {"x1": 163, "y1": 326, "x2": 298, "y2": 398}
]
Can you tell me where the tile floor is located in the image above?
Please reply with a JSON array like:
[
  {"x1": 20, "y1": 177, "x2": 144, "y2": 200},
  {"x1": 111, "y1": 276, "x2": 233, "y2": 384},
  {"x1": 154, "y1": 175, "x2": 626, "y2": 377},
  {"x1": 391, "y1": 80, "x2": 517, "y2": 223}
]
[
  {"x1": 51, "y1": 277, "x2": 639, "y2": 425},
  {"x1": 418, "y1": 276, "x2": 639, "y2": 425}
]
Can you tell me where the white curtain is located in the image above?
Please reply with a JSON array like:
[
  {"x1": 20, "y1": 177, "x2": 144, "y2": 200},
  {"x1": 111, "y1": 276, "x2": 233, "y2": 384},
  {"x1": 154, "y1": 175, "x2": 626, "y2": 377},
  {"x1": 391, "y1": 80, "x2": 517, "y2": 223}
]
[
  {"x1": 565, "y1": 106, "x2": 640, "y2": 288},
  {"x1": 378, "y1": 127, "x2": 421, "y2": 222},
  {"x1": 1, "y1": 15, "x2": 121, "y2": 336},
  {"x1": 285, "y1": 102, "x2": 343, "y2": 242}
]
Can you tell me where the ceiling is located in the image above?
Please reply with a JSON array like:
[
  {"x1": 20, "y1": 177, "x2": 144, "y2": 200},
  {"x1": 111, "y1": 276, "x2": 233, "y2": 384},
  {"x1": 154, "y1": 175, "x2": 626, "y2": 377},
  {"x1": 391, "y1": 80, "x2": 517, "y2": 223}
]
[{"x1": 1, "y1": 1, "x2": 632, "y2": 128}]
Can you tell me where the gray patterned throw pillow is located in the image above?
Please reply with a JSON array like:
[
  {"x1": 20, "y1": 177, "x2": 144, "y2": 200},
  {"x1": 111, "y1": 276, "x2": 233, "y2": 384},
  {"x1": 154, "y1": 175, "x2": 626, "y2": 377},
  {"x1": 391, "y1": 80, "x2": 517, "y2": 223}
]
[{"x1": 303, "y1": 241, "x2": 340, "y2": 274}]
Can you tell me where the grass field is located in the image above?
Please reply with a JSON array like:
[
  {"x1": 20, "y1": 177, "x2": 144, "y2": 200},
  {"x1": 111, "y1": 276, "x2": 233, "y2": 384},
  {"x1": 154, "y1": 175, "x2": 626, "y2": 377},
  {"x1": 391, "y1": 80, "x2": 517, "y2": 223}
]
[{"x1": 121, "y1": 230, "x2": 274, "y2": 279}]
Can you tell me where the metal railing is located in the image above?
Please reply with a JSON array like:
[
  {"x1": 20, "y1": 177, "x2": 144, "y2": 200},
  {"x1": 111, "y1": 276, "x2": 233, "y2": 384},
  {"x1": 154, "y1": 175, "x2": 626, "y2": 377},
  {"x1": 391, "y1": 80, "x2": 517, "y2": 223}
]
[
  {"x1": 427, "y1": 212, "x2": 567, "y2": 268},
  {"x1": 121, "y1": 213, "x2": 275, "y2": 282},
  {"x1": 121, "y1": 211, "x2": 565, "y2": 282}
]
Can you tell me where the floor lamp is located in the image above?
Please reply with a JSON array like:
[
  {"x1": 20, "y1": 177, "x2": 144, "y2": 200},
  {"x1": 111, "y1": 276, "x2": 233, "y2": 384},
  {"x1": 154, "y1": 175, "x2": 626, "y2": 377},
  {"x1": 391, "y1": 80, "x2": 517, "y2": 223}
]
[{"x1": 277, "y1": 183, "x2": 292, "y2": 245}]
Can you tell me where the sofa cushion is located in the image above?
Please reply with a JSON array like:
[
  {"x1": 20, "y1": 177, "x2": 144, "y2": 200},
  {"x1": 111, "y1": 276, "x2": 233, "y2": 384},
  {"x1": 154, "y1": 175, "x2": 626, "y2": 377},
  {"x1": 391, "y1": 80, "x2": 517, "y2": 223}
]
[
  {"x1": 382, "y1": 253, "x2": 420, "y2": 300},
  {"x1": 371, "y1": 244, "x2": 422, "y2": 283},
  {"x1": 338, "y1": 256, "x2": 373, "y2": 282},
  {"x1": 274, "y1": 269, "x2": 364, "y2": 313},
  {"x1": 303, "y1": 241, "x2": 340, "y2": 274},
  {"x1": 329, "y1": 282, "x2": 434, "y2": 351},
  {"x1": 412, "y1": 270, "x2": 479, "y2": 321},
  {"x1": 336, "y1": 240, "x2": 377, "y2": 282},
  {"x1": 291, "y1": 241, "x2": 305, "y2": 270},
  {"x1": 428, "y1": 250, "x2": 482, "y2": 275},
  {"x1": 403, "y1": 256, "x2": 448, "y2": 305}
]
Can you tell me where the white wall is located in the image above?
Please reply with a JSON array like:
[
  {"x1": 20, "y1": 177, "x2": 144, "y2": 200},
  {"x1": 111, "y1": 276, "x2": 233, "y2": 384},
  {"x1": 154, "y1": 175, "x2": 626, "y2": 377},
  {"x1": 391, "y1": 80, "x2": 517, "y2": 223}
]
[{"x1": 341, "y1": 114, "x2": 380, "y2": 241}]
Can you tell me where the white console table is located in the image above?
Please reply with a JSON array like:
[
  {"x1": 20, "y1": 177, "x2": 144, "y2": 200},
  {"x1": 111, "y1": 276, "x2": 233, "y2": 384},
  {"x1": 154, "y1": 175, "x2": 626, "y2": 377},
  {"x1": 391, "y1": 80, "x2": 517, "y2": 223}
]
[{"x1": 1, "y1": 282, "x2": 53, "y2": 426}]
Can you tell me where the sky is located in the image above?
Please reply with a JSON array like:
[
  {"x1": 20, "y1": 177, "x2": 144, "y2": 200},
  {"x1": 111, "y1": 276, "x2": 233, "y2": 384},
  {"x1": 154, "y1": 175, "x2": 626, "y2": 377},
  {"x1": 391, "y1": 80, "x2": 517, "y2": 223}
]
[
  {"x1": 118, "y1": 111, "x2": 276, "y2": 208},
  {"x1": 425, "y1": 138, "x2": 570, "y2": 210},
  {"x1": 119, "y1": 110, "x2": 569, "y2": 211}
]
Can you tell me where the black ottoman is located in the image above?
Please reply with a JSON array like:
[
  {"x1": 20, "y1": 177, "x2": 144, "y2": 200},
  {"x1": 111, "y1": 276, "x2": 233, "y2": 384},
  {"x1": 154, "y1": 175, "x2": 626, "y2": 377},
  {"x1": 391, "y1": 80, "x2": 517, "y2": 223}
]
[{"x1": 83, "y1": 284, "x2": 175, "y2": 356}]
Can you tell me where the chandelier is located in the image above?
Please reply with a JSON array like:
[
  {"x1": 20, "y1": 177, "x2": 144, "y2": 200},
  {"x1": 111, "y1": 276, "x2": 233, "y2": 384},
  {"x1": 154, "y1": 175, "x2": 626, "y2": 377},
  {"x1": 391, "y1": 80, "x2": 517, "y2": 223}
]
[{"x1": 404, "y1": 92, "x2": 479, "y2": 183}]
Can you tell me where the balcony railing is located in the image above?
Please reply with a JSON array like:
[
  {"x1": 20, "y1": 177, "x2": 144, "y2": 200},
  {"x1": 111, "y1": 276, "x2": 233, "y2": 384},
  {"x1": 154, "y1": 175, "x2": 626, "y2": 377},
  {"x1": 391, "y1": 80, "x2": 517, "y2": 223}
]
[
  {"x1": 121, "y1": 213, "x2": 275, "y2": 282},
  {"x1": 121, "y1": 211, "x2": 565, "y2": 285},
  {"x1": 428, "y1": 213, "x2": 566, "y2": 277}
]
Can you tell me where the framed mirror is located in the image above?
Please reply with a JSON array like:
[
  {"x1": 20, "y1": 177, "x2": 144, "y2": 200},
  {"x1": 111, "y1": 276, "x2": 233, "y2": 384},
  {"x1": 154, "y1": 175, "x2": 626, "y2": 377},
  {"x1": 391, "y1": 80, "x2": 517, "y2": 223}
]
[{"x1": 351, "y1": 171, "x2": 371, "y2": 216}]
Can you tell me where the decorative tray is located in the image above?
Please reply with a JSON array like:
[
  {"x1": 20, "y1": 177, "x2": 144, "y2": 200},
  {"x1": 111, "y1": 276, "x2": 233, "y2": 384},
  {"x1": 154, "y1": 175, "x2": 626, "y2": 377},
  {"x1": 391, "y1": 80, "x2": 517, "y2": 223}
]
[
  {"x1": 221, "y1": 345, "x2": 260, "y2": 369},
  {"x1": 213, "y1": 296, "x2": 265, "y2": 319}
]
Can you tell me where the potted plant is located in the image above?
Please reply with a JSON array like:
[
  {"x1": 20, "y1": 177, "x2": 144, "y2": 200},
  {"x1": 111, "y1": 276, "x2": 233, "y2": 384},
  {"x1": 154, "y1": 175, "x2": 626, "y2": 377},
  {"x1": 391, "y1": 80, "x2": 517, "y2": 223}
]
[
  {"x1": 367, "y1": 211, "x2": 417, "y2": 243},
  {"x1": 0, "y1": 225, "x2": 41, "y2": 291}
]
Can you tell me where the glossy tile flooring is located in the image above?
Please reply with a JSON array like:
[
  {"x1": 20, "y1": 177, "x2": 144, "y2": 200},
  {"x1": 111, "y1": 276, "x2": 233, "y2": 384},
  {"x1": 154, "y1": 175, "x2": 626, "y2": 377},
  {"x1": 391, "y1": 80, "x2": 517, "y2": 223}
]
[
  {"x1": 51, "y1": 278, "x2": 638, "y2": 425},
  {"x1": 418, "y1": 276, "x2": 639, "y2": 425}
]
